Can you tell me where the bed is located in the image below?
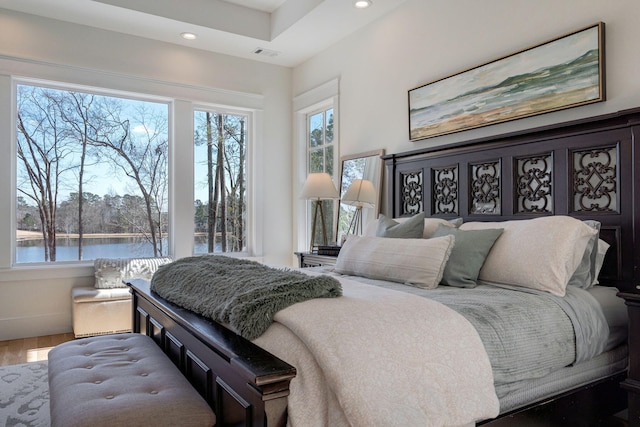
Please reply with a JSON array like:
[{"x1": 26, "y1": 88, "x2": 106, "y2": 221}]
[{"x1": 128, "y1": 107, "x2": 640, "y2": 426}]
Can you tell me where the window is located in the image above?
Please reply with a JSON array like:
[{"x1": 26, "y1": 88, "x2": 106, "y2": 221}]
[
  {"x1": 308, "y1": 108, "x2": 334, "y2": 175},
  {"x1": 306, "y1": 107, "x2": 336, "y2": 246},
  {"x1": 193, "y1": 109, "x2": 247, "y2": 254},
  {"x1": 16, "y1": 83, "x2": 169, "y2": 263}
]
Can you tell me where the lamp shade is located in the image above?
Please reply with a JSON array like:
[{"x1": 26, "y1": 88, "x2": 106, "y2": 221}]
[
  {"x1": 300, "y1": 172, "x2": 339, "y2": 200},
  {"x1": 341, "y1": 179, "x2": 376, "y2": 208}
]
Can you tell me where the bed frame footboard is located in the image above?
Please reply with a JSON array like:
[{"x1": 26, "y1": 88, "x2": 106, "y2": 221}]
[{"x1": 127, "y1": 279, "x2": 296, "y2": 427}]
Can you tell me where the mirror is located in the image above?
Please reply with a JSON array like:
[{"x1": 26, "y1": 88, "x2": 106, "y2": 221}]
[{"x1": 336, "y1": 149, "x2": 385, "y2": 245}]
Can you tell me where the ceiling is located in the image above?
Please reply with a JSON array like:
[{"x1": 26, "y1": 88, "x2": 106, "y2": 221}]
[{"x1": 0, "y1": 0, "x2": 408, "y2": 67}]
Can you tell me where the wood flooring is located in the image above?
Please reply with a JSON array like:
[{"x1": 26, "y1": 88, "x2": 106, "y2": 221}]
[{"x1": 0, "y1": 333, "x2": 75, "y2": 366}]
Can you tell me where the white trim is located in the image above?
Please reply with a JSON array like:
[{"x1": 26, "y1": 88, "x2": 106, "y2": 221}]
[
  {"x1": 293, "y1": 78, "x2": 339, "y2": 112},
  {"x1": 250, "y1": 109, "x2": 264, "y2": 257},
  {"x1": 0, "y1": 54, "x2": 263, "y2": 108},
  {"x1": 0, "y1": 264, "x2": 94, "y2": 282},
  {"x1": 171, "y1": 100, "x2": 195, "y2": 260},
  {"x1": 2, "y1": 55, "x2": 262, "y2": 275},
  {"x1": 0, "y1": 75, "x2": 13, "y2": 269},
  {"x1": 189, "y1": 102, "x2": 259, "y2": 257},
  {"x1": 293, "y1": 78, "x2": 340, "y2": 252}
]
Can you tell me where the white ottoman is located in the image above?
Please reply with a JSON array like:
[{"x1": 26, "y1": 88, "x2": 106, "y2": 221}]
[
  {"x1": 71, "y1": 287, "x2": 132, "y2": 338},
  {"x1": 48, "y1": 333, "x2": 216, "y2": 427},
  {"x1": 72, "y1": 257, "x2": 173, "y2": 338}
]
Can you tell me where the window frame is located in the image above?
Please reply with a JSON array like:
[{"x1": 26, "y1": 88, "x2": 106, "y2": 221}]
[
  {"x1": 306, "y1": 106, "x2": 335, "y2": 176},
  {"x1": 192, "y1": 104, "x2": 252, "y2": 255},
  {"x1": 294, "y1": 101, "x2": 340, "y2": 251},
  {"x1": 14, "y1": 80, "x2": 172, "y2": 263},
  {"x1": 294, "y1": 79, "x2": 340, "y2": 252},
  {"x1": 6, "y1": 75, "x2": 259, "y2": 269}
]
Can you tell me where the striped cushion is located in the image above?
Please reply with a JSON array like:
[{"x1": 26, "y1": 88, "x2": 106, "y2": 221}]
[{"x1": 94, "y1": 257, "x2": 173, "y2": 288}]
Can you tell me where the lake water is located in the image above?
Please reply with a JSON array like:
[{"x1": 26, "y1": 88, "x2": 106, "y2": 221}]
[{"x1": 16, "y1": 236, "x2": 216, "y2": 263}]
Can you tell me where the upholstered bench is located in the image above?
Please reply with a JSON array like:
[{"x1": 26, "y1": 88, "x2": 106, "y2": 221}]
[
  {"x1": 48, "y1": 333, "x2": 216, "y2": 427},
  {"x1": 72, "y1": 257, "x2": 172, "y2": 337}
]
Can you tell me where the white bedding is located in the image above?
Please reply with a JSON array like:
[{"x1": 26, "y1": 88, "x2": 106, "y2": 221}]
[
  {"x1": 254, "y1": 277, "x2": 500, "y2": 427},
  {"x1": 270, "y1": 266, "x2": 627, "y2": 423}
]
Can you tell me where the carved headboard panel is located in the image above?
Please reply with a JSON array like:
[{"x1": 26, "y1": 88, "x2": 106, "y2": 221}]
[{"x1": 384, "y1": 108, "x2": 640, "y2": 293}]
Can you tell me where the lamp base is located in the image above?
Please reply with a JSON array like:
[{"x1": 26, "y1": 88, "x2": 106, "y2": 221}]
[
  {"x1": 345, "y1": 206, "x2": 364, "y2": 236},
  {"x1": 309, "y1": 199, "x2": 329, "y2": 252}
]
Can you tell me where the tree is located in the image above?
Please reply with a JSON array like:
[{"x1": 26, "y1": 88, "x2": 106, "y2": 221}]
[
  {"x1": 83, "y1": 100, "x2": 168, "y2": 256},
  {"x1": 17, "y1": 196, "x2": 40, "y2": 231},
  {"x1": 206, "y1": 112, "x2": 216, "y2": 253},
  {"x1": 16, "y1": 86, "x2": 76, "y2": 261},
  {"x1": 222, "y1": 116, "x2": 246, "y2": 251},
  {"x1": 195, "y1": 111, "x2": 246, "y2": 254},
  {"x1": 16, "y1": 84, "x2": 169, "y2": 262},
  {"x1": 194, "y1": 199, "x2": 207, "y2": 233},
  {"x1": 57, "y1": 92, "x2": 98, "y2": 259},
  {"x1": 215, "y1": 114, "x2": 228, "y2": 252}
]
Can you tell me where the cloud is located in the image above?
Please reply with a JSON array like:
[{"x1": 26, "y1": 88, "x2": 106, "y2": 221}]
[{"x1": 132, "y1": 125, "x2": 151, "y2": 134}]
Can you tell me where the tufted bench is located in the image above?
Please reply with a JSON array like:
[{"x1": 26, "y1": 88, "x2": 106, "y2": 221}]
[{"x1": 48, "y1": 333, "x2": 216, "y2": 427}]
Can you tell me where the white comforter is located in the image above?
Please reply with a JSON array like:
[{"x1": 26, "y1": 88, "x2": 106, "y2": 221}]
[{"x1": 254, "y1": 277, "x2": 500, "y2": 427}]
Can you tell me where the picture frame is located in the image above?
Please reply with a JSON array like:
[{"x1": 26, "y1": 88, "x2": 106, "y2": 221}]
[
  {"x1": 336, "y1": 150, "x2": 384, "y2": 245},
  {"x1": 408, "y1": 22, "x2": 605, "y2": 141}
]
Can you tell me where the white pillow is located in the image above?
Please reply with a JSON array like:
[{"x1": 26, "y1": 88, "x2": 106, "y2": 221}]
[
  {"x1": 459, "y1": 216, "x2": 598, "y2": 296},
  {"x1": 567, "y1": 220, "x2": 601, "y2": 289},
  {"x1": 592, "y1": 238, "x2": 610, "y2": 286},
  {"x1": 363, "y1": 216, "x2": 461, "y2": 239},
  {"x1": 334, "y1": 235, "x2": 455, "y2": 289}
]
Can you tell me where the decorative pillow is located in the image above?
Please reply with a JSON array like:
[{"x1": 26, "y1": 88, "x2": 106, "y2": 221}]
[
  {"x1": 366, "y1": 214, "x2": 461, "y2": 239},
  {"x1": 567, "y1": 220, "x2": 601, "y2": 289},
  {"x1": 447, "y1": 217, "x2": 464, "y2": 227},
  {"x1": 94, "y1": 257, "x2": 173, "y2": 289},
  {"x1": 592, "y1": 238, "x2": 610, "y2": 286},
  {"x1": 334, "y1": 235, "x2": 455, "y2": 289},
  {"x1": 459, "y1": 216, "x2": 598, "y2": 296},
  {"x1": 376, "y1": 213, "x2": 424, "y2": 238},
  {"x1": 432, "y1": 224, "x2": 503, "y2": 288}
]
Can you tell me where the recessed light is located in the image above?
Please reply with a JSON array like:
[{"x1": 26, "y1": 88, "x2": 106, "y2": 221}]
[
  {"x1": 180, "y1": 32, "x2": 197, "y2": 40},
  {"x1": 353, "y1": 0, "x2": 372, "y2": 8}
]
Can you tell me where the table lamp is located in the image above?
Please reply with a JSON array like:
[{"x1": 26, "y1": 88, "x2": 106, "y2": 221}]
[
  {"x1": 341, "y1": 179, "x2": 376, "y2": 236},
  {"x1": 300, "y1": 173, "x2": 339, "y2": 252}
]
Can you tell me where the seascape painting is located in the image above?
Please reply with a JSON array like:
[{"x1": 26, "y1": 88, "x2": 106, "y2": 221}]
[{"x1": 409, "y1": 23, "x2": 605, "y2": 141}]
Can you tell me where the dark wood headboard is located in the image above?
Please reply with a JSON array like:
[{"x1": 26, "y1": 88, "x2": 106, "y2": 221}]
[{"x1": 383, "y1": 108, "x2": 640, "y2": 293}]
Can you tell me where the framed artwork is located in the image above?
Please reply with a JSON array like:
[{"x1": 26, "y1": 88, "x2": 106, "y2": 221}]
[{"x1": 408, "y1": 22, "x2": 605, "y2": 141}]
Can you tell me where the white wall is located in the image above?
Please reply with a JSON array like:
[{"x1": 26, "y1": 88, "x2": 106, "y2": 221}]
[
  {"x1": 0, "y1": 9, "x2": 292, "y2": 340},
  {"x1": 293, "y1": 0, "x2": 640, "y2": 159}
]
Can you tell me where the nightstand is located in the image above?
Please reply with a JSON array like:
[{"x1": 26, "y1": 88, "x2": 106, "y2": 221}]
[
  {"x1": 618, "y1": 291, "x2": 640, "y2": 426},
  {"x1": 295, "y1": 252, "x2": 338, "y2": 268}
]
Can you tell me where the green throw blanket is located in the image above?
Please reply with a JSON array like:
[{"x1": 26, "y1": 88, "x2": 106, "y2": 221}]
[{"x1": 150, "y1": 255, "x2": 342, "y2": 340}]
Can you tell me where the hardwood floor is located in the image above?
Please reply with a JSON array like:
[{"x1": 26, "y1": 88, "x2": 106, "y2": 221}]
[{"x1": 0, "y1": 333, "x2": 75, "y2": 366}]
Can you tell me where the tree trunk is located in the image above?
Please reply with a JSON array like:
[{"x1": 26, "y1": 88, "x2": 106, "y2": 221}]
[
  {"x1": 217, "y1": 114, "x2": 227, "y2": 252},
  {"x1": 207, "y1": 112, "x2": 217, "y2": 253},
  {"x1": 237, "y1": 119, "x2": 245, "y2": 251},
  {"x1": 77, "y1": 134, "x2": 87, "y2": 260}
]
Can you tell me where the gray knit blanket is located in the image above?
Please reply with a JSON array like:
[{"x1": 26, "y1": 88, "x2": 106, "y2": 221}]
[{"x1": 150, "y1": 255, "x2": 342, "y2": 339}]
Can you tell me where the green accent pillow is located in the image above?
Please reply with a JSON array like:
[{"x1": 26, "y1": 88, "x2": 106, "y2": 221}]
[
  {"x1": 432, "y1": 224, "x2": 503, "y2": 288},
  {"x1": 376, "y1": 213, "x2": 424, "y2": 238}
]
